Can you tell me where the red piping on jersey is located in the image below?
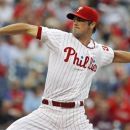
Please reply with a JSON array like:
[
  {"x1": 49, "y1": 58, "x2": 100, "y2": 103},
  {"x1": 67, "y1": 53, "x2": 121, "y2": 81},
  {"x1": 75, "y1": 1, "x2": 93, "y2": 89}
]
[
  {"x1": 36, "y1": 26, "x2": 42, "y2": 40},
  {"x1": 87, "y1": 39, "x2": 95, "y2": 49}
]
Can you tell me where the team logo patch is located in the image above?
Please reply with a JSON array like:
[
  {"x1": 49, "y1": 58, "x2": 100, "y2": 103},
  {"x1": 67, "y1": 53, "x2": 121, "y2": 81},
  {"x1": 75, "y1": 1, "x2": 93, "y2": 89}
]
[{"x1": 77, "y1": 7, "x2": 83, "y2": 12}]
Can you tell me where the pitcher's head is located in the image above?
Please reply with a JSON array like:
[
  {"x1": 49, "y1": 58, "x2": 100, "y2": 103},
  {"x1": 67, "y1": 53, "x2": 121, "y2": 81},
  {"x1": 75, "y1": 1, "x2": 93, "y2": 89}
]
[{"x1": 67, "y1": 6, "x2": 99, "y2": 38}]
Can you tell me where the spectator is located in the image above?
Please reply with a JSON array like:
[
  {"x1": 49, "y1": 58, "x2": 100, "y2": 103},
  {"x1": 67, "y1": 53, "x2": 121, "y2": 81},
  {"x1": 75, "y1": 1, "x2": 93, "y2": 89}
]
[
  {"x1": 6, "y1": 79, "x2": 25, "y2": 119},
  {"x1": 108, "y1": 87, "x2": 130, "y2": 124},
  {"x1": 0, "y1": 0, "x2": 14, "y2": 26},
  {"x1": 92, "y1": 99, "x2": 113, "y2": 130},
  {"x1": 23, "y1": 83, "x2": 44, "y2": 114}
]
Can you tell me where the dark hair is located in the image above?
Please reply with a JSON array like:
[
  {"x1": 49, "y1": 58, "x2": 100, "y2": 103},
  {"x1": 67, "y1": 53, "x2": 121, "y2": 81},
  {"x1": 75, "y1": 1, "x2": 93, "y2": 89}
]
[{"x1": 87, "y1": 21, "x2": 96, "y2": 33}]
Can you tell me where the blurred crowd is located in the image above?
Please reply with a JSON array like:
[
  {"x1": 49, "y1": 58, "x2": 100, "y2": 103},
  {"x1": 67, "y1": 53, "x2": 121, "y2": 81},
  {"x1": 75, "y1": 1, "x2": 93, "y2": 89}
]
[{"x1": 0, "y1": 0, "x2": 130, "y2": 130}]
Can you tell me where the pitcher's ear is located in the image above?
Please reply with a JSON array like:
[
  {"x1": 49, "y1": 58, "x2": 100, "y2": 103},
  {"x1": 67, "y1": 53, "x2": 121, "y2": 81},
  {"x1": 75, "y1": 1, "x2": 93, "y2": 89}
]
[{"x1": 90, "y1": 22, "x2": 96, "y2": 29}]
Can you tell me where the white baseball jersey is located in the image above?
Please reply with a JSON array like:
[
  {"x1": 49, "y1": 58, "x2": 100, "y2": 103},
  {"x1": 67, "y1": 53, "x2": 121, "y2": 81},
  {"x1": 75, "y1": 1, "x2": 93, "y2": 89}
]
[
  {"x1": 6, "y1": 27, "x2": 114, "y2": 130},
  {"x1": 39, "y1": 27, "x2": 114, "y2": 102}
]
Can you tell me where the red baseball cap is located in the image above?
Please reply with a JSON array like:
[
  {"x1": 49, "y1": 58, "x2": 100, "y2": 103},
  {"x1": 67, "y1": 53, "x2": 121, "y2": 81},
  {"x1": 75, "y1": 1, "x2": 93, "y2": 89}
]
[{"x1": 67, "y1": 6, "x2": 99, "y2": 23}]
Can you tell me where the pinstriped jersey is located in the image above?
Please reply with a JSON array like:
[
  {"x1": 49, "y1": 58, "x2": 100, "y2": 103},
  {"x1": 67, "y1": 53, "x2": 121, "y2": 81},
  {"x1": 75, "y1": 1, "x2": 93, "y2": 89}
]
[{"x1": 40, "y1": 27, "x2": 114, "y2": 101}]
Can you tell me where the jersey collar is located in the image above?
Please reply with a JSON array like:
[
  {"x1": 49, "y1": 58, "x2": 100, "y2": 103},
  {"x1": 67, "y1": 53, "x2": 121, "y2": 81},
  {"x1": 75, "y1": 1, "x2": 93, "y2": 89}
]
[
  {"x1": 72, "y1": 34, "x2": 95, "y2": 49},
  {"x1": 87, "y1": 39, "x2": 95, "y2": 49}
]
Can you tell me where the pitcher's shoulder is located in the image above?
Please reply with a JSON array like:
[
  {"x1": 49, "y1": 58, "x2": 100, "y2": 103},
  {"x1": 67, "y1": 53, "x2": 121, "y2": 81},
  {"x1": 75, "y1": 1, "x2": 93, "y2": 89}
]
[
  {"x1": 93, "y1": 41, "x2": 110, "y2": 50},
  {"x1": 93, "y1": 41, "x2": 101, "y2": 48}
]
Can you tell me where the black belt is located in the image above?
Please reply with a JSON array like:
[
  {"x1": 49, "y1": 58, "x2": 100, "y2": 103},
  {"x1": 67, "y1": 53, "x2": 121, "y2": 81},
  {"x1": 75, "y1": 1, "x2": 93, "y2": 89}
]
[{"x1": 42, "y1": 99, "x2": 84, "y2": 108}]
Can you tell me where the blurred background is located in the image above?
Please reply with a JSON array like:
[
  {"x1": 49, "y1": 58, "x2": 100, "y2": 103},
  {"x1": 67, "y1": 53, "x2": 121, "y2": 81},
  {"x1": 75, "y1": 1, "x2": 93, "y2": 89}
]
[{"x1": 0, "y1": 0, "x2": 130, "y2": 130}]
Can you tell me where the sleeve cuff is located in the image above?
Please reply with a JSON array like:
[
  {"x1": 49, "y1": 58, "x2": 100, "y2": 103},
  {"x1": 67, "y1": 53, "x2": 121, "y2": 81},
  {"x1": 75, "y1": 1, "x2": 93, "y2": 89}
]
[{"x1": 36, "y1": 26, "x2": 42, "y2": 40}]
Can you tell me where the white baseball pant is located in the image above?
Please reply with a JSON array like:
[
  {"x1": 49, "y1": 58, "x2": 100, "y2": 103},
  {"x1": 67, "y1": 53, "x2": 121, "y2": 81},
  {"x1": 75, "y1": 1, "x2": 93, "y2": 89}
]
[{"x1": 6, "y1": 104, "x2": 93, "y2": 130}]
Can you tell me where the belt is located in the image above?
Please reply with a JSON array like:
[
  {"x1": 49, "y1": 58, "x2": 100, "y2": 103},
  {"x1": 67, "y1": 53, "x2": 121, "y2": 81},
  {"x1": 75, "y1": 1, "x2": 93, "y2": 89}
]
[{"x1": 42, "y1": 99, "x2": 84, "y2": 108}]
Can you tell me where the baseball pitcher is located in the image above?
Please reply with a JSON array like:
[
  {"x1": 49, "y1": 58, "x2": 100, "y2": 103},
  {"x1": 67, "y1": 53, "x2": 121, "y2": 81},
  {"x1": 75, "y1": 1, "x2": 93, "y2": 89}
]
[{"x1": 0, "y1": 5, "x2": 130, "y2": 130}]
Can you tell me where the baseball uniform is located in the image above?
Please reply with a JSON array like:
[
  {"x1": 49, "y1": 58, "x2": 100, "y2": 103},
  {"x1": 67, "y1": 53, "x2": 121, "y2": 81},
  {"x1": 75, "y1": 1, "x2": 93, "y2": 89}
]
[{"x1": 6, "y1": 26, "x2": 114, "y2": 130}]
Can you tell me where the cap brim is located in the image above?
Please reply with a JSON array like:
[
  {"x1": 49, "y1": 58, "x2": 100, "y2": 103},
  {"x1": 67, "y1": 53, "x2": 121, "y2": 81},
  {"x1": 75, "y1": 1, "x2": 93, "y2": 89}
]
[{"x1": 67, "y1": 13, "x2": 87, "y2": 20}]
